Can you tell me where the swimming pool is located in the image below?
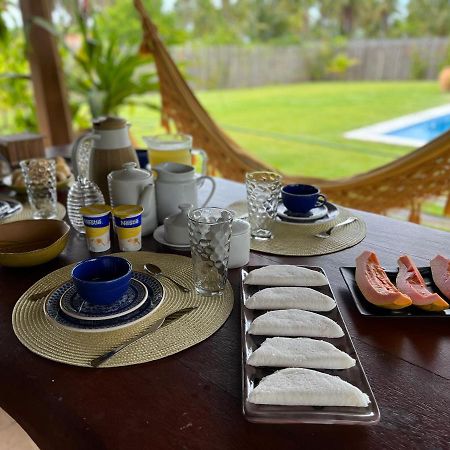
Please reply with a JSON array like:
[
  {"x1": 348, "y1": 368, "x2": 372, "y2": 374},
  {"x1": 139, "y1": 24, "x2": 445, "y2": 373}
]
[{"x1": 345, "y1": 104, "x2": 450, "y2": 147}]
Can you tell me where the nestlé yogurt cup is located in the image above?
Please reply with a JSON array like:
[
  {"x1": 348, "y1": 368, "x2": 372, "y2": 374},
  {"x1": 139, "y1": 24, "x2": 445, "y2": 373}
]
[
  {"x1": 80, "y1": 204, "x2": 111, "y2": 252},
  {"x1": 112, "y1": 205, "x2": 144, "y2": 251}
]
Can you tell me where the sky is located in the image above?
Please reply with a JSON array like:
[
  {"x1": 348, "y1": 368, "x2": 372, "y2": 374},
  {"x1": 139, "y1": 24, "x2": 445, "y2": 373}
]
[
  {"x1": 162, "y1": 0, "x2": 176, "y2": 12},
  {"x1": 4, "y1": 0, "x2": 412, "y2": 28},
  {"x1": 162, "y1": 0, "x2": 226, "y2": 10}
]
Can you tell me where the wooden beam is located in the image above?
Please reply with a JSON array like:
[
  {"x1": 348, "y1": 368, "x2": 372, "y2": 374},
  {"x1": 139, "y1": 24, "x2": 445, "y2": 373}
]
[{"x1": 19, "y1": 0, "x2": 73, "y2": 146}]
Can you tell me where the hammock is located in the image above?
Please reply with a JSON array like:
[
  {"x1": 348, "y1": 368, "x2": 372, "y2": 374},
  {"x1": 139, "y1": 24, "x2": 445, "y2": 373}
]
[{"x1": 134, "y1": 0, "x2": 450, "y2": 223}]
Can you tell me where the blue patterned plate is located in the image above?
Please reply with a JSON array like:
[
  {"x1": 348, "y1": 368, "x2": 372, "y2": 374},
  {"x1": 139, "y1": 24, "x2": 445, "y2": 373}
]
[
  {"x1": 277, "y1": 202, "x2": 339, "y2": 224},
  {"x1": 59, "y1": 278, "x2": 148, "y2": 321},
  {"x1": 44, "y1": 271, "x2": 164, "y2": 333}
]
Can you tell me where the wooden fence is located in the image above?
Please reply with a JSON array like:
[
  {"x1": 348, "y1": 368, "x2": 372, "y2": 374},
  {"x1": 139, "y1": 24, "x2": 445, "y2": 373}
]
[{"x1": 169, "y1": 38, "x2": 449, "y2": 89}]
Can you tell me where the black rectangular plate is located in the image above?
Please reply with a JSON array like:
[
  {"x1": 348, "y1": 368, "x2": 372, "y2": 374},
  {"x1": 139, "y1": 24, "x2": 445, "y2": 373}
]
[
  {"x1": 340, "y1": 266, "x2": 450, "y2": 317},
  {"x1": 241, "y1": 265, "x2": 380, "y2": 425}
]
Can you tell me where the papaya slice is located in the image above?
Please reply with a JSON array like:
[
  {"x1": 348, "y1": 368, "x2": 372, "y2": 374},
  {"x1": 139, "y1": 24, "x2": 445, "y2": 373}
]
[
  {"x1": 397, "y1": 255, "x2": 449, "y2": 312},
  {"x1": 430, "y1": 255, "x2": 450, "y2": 301},
  {"x1": 355, "y1": 251, "x2": 412, "y2": 310}
]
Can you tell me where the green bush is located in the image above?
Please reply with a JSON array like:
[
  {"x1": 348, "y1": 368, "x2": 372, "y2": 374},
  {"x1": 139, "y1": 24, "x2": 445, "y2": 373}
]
[
  {"x1": 326, "y1": 52, "x2": 358, "y2": 77},
  {"x1": 410, "y1": 49, "x2": 428, "y2": 80},
  {"x1": 305, "y1": 37, "x2": 358, "y2": 81}
]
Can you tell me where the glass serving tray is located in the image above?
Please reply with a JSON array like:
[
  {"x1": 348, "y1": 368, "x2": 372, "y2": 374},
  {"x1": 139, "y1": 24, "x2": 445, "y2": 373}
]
[
  {"x1": 340, "y1": 266, "x2": 450, "y2": 317},
  {"x1": 241, "y1": 265, "x2": 380, "y2": 424}
]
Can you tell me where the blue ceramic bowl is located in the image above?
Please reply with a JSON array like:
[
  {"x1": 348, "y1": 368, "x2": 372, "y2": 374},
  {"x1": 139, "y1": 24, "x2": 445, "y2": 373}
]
[
  {"x1": 281, "y1": 184, "x2": 327, "y2": 214},
  {"x1": 71, "y1": 256, "x2": 132, "y2": 305}
]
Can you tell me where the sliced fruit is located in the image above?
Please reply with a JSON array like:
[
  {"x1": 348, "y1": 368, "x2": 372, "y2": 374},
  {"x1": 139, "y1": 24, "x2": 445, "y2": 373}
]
[
  {"x1": 355, "y1": 251, "x2": 412, "y2": 310},
  {"x1": 430, "y1": 255, "x2": 450, "y2": 300},
  {"x1": 396, "y1": 255, "x2": 449, "y2": 312}
]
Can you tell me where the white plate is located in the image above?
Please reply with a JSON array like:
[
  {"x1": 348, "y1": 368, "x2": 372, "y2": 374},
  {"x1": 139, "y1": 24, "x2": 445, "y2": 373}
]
[{"x1": 153, "y1": 225, "x2": 190, "y2": 250}]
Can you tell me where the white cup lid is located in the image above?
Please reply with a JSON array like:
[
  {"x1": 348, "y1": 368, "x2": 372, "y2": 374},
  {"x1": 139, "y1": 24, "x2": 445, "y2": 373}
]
[{"x1": 232, "y1": 219, "x2": 250, "y2": 236}]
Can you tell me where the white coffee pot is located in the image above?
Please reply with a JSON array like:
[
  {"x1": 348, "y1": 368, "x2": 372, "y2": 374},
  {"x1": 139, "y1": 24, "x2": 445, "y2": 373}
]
[
  {"x1": 154, "y1": 162, "x2": 216, "y2": 223},
  {"x1": 107, "y1": 162, "x2": 157, "y2": 236}
]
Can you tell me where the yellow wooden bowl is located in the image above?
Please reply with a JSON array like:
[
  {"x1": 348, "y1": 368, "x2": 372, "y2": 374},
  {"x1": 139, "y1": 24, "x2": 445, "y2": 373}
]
[{"x1": 0, "y1": 220, "x2": 70, "y2": 267}]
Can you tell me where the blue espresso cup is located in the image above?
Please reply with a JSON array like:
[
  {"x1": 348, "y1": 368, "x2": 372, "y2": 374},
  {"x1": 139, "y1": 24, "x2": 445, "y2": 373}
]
[
  {"x1": 281, "y1": 184, "x2": 327, "y2": 214},
  {"x1": 72, "y1": 256, "x2": 132, "y2": 305}
]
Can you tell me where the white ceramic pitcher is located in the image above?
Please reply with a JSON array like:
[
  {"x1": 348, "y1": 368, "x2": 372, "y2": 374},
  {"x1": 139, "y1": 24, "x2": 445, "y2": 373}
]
[
  {"x1": 107, "y1": 162, "x2": 157, "y2": 236},
  {"x1": 154, "y1": 162, "x2": 216, "y2": 223}
]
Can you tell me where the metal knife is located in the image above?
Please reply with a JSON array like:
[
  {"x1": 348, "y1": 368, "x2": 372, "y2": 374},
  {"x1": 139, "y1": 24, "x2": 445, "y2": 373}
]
[
  {"x1": 28, "y1": 288, "x2": 54, "y2": 302},
  {"x1": 90, "y1": 307, "x2": 198, "y2": 368}
]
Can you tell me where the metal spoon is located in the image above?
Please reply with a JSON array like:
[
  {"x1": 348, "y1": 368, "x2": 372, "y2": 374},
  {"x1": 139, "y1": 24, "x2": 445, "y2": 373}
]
[
  {"x1": 144, "y1": 263, "x2": 191, "y2": 293},
  {"x1": 314, "y1": 217, "x2": 358, "y2": 239}
]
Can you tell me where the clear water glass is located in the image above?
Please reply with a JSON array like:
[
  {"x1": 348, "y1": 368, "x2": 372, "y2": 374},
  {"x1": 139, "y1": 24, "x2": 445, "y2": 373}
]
[
  {"x1": 20, "y1": 158, "x2": 57, "y2": 219},
  {"x1": 188, "y1": 207, "x2": 234, "y2": 296},
  {"x1": 245, "y1": 171, "x2": 282, "y2": 239}
]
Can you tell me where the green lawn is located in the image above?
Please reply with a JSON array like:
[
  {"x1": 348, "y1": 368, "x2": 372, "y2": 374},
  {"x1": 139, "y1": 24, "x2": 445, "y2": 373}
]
[{"x1": 125, "y1": 81, "x2": 450, "y2": 179}]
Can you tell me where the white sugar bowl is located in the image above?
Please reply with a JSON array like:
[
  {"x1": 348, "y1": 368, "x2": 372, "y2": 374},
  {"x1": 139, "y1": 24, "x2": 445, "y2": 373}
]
[
  {"x1": 164, "y1": 203, "x2": 192, "y2": 245},
  {"x1": 229, "y1": 219, "x2": 251, "y2": 269}
]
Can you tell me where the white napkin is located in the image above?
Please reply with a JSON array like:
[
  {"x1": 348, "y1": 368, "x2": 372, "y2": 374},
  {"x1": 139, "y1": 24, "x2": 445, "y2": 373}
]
[
  {"x1": 248, "y1": 309, "x2": 344, "y2": 338},
  {"x1": 247, "y1": 337, "x2": 355, "y2": 369},
  {"x1": 244, "y1": 265, "x2": 327, "y2": 286},
  {"x1": 245, "y1": 287, "x2": 335, "y2": 311},
  {"x1": 248, "y1": 368, "x2": 370, "y2": 407}
]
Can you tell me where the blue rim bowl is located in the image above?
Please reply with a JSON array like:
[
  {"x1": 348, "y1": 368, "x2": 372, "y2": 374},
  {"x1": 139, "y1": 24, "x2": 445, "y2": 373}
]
[{"x1": 71, "y1": 256, "x2": 132, "y2": 305}]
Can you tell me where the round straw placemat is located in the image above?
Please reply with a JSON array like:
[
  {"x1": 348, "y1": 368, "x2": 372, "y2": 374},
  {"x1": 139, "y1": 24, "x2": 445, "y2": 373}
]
[
  {"x1": 12, "y1": 251, "x2": 234, "y2": 368},
  {"x1": 228, "y1": 200, "x2": 366, "y2": 256},
  {"x1": 0, "y1": 201, "x2": 66, "y2": 224}
]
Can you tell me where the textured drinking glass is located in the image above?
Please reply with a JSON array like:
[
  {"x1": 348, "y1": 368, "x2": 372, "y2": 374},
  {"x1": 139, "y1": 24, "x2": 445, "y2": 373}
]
[
  {"x1": 20, "y1": 158, "x2": 57, "y2": 219},
  {"x1": 188, "y1": 207, "x2": 234, "y2": 296},
  {"x1": 246, "y1": 171, "x2": 282, "y2": 239}
]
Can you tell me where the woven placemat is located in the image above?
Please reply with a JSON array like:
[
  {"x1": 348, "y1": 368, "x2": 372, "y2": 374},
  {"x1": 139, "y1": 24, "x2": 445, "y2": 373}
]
[
  {"x1": 228, "y1": 200, "x2": 366, "y2": 256},
  {"x1": 12, "y1": 251, "x2": 234, "y2": 368},
  {"x1": 0, "y1": 201, "x2": 66, "y2": 224}
]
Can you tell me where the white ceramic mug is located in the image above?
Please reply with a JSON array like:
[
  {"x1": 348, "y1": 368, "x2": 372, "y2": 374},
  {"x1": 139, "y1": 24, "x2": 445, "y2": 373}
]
[
  {"x1": 164, "y1": 203, "x2": 192, "y2": 245},
  {"x1": 228, "y1": 219, "x2": 251, "y2": 269}
]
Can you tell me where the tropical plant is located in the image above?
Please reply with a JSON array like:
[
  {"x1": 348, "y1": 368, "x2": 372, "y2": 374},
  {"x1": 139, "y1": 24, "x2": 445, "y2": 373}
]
[
  {"x1": 0, "y1": 1, "x2": 37, "y2": 133},
  {"x1": 34, "y1": 0, "x2": 159, "y2": 127}
]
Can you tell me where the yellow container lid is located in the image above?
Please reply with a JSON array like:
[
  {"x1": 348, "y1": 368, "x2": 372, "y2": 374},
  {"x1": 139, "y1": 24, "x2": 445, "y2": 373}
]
[
  {"x1": 80, "y1": 204, "x2": 111, "y2": 216},
  {"x1": 112, "y1": 205, "x2": 144, "y2": 219}
]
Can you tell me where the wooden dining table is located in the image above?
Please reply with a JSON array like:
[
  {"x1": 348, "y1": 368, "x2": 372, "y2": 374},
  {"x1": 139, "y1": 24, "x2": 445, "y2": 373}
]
[{"x1": 0, "y1": 177, "x2": 449, "y2": 450}]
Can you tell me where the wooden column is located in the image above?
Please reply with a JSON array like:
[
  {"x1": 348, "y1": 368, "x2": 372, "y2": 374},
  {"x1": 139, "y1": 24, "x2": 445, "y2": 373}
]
[{"x1": 19, "y1": 0, "x2": 73, "y2": 146}]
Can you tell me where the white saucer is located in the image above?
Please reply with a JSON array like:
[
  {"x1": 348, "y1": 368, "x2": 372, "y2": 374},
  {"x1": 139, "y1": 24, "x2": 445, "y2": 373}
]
[{"x1": 153, "y1": 225, "x2": 190, "y2": 250}]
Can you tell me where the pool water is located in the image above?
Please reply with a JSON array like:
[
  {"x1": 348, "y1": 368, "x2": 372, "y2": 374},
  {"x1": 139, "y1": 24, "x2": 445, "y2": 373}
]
[{"x1": 386, "y1": 113, "x2": 450, "y2": 141}]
